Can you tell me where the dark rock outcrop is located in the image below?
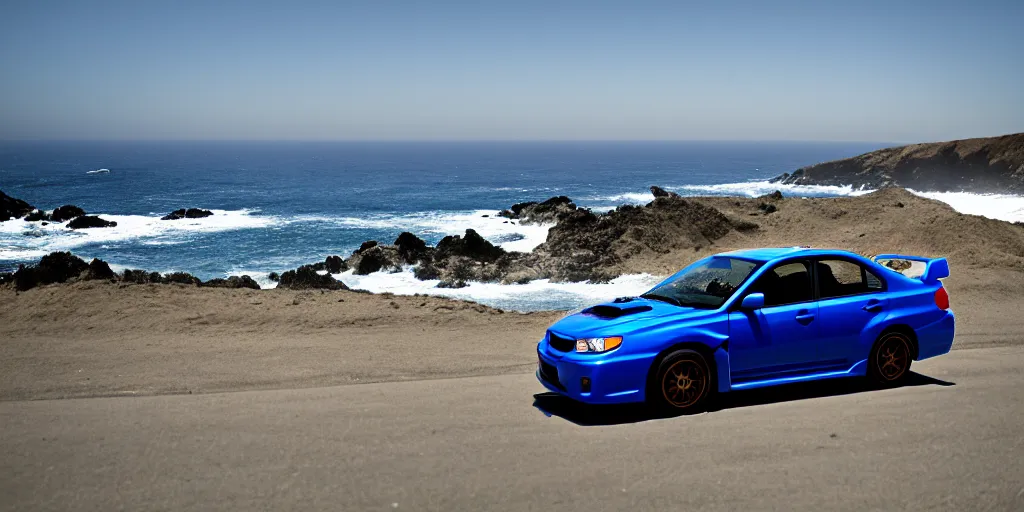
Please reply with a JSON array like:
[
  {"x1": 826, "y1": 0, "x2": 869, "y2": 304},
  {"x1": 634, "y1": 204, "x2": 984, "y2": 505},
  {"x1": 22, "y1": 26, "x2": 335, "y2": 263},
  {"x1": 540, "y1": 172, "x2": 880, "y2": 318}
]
[
  {"x1": 86, "y1": 258, "x2": 116, "y2": 280},
  {"x1": 122, "y1": 269, "x2": 164, "y2": 284},
  {"x1": 325, "y1": 255, "x2": 346, "y2": 274},
  {"x1": 435, "y1": 229, "x2": 505, "y2": 263},
  {"x1": 67, "y1": 216, "x2": 117, "y2": 229},
  {"x1": 12, "y1": 251, "x2": 90, "y2": 291},
  {"x1": 413, "y1": 262, "x2": 441, "y2": 280},
  {"x1": 770, "y1": 133, "x2": 1024, "y2": 192},
  {"x1": 25, "y1": 210, "x2": 48, "y2": 222},
  {"x1": 5, "y1": 252, "x2": 272, "y2": 292},
  {"x1": 202, "y1": 275, "x2": 261, "y2": 289},
  {"x1": 531, "y1": 193, "x2": 748, "y2": 282},
  {"x1": 650, "y1": 186, "x2": 680, "y2": 199},
  {"x1": 163, "y1": 272, "x2": 201, "y2": 285},
  {"x1": 332, "y1": 191, "x2": 761, "y2": 285},
  {"x1": 51, "y1": 205, "x2": 86, "y2": 222},
  {"x1": 5, "y1": 201, "x2": 86, "y2": 223},
  {"x1": 352, "y1": 245, "x2": 404, "y2": 275},
  {"x1": 161, "y1": 208, "x2": 214, "y2": 220},
  {"x1": 0, "y1": 190, "x2": 35, "y2": 222},
  {"x1": 356, "y1": 240, "x2": 378, "y2": 253},
  {"x1": 277, "y1": 265, "x2": 349, "y2": 290},
  {"x1": 498, "y1": 196, "x2": 577, "y2": 225},
  {"x1": 394, "y1": 232, "x2": 431, "y2": 264}
]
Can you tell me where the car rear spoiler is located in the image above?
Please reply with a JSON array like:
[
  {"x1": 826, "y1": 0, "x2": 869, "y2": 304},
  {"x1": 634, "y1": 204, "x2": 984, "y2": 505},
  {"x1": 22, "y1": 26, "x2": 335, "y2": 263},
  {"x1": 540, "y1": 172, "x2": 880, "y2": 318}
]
[{"x1": 872, "y1": 254, "x2": 950, "y2": 283}]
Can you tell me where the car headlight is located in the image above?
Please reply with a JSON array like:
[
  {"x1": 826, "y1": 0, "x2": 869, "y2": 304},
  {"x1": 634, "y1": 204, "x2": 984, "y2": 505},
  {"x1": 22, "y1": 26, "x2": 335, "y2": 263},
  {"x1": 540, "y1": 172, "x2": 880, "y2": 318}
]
[{"x1": 575, "y1": 336, "x2": 623, "y2": 353}]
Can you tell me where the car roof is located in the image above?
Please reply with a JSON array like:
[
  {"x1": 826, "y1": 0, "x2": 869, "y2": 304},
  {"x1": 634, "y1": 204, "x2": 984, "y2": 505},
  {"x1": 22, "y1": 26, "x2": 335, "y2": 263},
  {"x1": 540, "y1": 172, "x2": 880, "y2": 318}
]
[{"x1": 717, "y1": 247, "x2": 861, "y2": 262}]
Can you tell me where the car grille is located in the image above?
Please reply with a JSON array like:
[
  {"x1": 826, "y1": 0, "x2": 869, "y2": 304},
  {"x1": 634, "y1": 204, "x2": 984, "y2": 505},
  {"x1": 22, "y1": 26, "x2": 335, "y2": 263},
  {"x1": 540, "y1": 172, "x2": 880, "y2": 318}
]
[
  {"x1": 538, "y1": 359, "x2": 564, "y2": 390},
  {"x1": 548, "y1": 331, "x2": 575, "y2": 352}
]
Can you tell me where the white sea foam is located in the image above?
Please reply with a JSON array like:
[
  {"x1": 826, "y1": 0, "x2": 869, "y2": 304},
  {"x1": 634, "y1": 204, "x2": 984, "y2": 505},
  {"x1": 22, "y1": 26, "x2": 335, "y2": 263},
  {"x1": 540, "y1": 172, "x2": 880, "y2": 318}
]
[
  {"x1": 0, "y1": 209, "x2": 276, "y2": 261},
  {"x1": 336, "y1": 267, "x2": 662, "y2": 312},
  {"x1": 302, "y1": 209, "x2": 552, "y2": 253},
  {"x1": 581, "y1": 181, "x2": 1024, "y2": 224},
  {"x1": 906, "y1": 190, "x2": 1024, "y2": 223},
  {"x1": 586, "y1": 192, "x2": 658, "y2": 204},
  {"x1": 674, "y1": 181, "x2": 876, "y2": 198}
]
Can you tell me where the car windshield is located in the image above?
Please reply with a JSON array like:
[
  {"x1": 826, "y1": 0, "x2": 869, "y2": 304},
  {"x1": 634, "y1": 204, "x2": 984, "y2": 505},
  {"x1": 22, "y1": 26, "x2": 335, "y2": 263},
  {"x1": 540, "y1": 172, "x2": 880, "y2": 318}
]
[{"x1": 641, "y1": 257, "x2": 760, "y2": 309}]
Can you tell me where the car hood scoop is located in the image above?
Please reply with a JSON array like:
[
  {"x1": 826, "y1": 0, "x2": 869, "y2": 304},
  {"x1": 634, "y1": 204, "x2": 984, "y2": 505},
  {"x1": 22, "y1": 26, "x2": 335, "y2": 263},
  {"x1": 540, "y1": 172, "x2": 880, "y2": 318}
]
[{"x1": 582, "y1": 303, "x2": 654, "y2": 319}]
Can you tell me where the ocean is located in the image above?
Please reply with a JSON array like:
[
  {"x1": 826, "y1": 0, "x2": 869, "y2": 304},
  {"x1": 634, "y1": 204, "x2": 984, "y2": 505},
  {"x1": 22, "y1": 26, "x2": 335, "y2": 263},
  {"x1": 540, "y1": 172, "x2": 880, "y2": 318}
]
[{"x1": 3, "y1": 140, "x2": 1023, "y2": 311}]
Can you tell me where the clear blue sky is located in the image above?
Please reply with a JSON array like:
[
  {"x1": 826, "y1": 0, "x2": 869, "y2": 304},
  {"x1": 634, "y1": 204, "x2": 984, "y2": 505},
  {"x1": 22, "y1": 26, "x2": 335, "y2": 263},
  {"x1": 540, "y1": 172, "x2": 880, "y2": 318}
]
[{"x1": 1, "y1": 0, "x2": 1021, "y2": 142}]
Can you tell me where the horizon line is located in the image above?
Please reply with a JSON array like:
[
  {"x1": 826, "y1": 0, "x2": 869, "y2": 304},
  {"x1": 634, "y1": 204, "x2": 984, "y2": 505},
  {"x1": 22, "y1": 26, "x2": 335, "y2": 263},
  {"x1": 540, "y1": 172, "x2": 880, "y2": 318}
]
[{"x1": 0, "y1": 138, "x2": 904, "y2": 145}]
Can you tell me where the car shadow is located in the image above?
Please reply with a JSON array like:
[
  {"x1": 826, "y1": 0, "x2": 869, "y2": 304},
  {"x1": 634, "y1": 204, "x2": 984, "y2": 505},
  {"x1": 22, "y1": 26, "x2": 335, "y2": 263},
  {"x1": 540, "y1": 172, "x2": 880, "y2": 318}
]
[{"x1": 532, "y1": 372, "x2": 955, "y2": 426}]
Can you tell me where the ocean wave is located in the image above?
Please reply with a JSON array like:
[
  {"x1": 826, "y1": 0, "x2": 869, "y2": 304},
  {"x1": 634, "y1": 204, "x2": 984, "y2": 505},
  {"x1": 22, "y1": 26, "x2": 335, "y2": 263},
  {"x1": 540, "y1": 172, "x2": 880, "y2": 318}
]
[
  {"x1": 337, "y1": 267, "x2": 662, "y2": 312},
  {"x1": 0, "y1": 206, "x2": 552, "y2": 267},
  {"x1": 478, "y1": 186, "x2": 562, "y2": 193},
  {"x1": 581, "y1": 192, "x2": 657, "y2": 204},
  {"x1": 0, "y1": 209, "x2": 275, "y2": 261},
  {"x1": 295, "y1": 209, "x2": 552, "y2": 253}
]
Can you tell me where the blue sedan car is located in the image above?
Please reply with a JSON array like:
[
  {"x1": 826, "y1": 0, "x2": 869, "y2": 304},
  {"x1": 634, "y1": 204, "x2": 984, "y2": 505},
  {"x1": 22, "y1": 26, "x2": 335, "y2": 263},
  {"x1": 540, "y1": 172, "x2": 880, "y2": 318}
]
[{"x1": 537, "y1": 247, "x2": 955, "y2": 413}]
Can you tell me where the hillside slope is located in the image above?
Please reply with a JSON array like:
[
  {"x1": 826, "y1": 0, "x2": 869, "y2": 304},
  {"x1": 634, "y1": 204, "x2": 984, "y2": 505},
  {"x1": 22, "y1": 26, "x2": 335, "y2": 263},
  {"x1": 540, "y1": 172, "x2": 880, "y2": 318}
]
[{"x1": 771, "y1": 133, "x2": 1024, "y2": 192}]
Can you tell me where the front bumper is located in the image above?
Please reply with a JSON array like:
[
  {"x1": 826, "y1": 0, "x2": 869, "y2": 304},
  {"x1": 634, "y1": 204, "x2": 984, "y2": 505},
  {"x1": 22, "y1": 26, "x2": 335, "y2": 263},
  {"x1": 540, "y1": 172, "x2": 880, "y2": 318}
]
[{"x1": 535, "y1": 344, "x2": 654, "y2": 405}]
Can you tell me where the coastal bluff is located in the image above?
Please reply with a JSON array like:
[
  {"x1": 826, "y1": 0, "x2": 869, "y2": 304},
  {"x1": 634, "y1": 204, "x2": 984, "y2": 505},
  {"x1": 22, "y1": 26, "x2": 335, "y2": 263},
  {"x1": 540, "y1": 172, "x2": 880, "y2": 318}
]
[{"x1": 771, "y1": 133, "x2": 1024, "y2": 192}]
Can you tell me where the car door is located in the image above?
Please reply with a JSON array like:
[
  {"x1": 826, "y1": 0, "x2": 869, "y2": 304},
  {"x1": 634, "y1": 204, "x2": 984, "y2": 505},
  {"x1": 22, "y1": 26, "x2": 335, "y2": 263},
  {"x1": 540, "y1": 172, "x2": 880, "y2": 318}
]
[
  {"x1": 728, "y1": 260, "x2": 820, "y2": 380},
  {"x1": 813, "y1": 258, "x2": 887, "y2": 365}
]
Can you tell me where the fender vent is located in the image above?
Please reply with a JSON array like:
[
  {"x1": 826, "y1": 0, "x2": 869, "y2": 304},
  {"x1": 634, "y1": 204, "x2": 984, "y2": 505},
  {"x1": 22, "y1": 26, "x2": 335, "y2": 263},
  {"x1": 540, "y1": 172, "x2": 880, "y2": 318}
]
[{"x1": 547, "y1": 332, "x2": 575, "y2": 352}]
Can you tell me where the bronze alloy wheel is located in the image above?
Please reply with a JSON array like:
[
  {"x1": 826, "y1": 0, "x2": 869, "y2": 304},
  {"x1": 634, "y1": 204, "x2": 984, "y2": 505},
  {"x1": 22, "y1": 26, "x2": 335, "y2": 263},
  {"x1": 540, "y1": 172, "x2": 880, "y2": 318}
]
[
  {"x1": 874, "y1": 333, "x2": 911, "y2": 382},
  {"x1": 661, "y1": 357, "x2": 708, "y2": 409}
]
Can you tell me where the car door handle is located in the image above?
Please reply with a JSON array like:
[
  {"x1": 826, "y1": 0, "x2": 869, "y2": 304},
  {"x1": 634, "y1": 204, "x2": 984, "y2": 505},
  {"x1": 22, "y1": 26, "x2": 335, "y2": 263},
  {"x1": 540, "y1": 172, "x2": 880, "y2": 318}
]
[
  {"x1": 862, "y1": 299, "x2": 884, "y2": 312},
  {"x1": 795, "y1": 311, "x2": 815, "y2": 323}
]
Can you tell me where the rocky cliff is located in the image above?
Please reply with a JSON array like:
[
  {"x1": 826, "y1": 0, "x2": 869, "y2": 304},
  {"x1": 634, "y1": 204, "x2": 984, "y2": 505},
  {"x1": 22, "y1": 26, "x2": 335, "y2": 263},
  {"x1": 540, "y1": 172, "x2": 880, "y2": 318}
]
[{"x1": 771, "y1": 133, "x2": 1024, "y2": 192}]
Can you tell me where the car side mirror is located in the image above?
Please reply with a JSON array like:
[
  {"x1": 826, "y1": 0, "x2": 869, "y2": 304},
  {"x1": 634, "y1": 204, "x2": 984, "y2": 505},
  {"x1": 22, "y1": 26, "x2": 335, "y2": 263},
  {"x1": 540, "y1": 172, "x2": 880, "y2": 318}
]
[{"x1": 740, "y1": 293, "x2": 765, "y2": 310}]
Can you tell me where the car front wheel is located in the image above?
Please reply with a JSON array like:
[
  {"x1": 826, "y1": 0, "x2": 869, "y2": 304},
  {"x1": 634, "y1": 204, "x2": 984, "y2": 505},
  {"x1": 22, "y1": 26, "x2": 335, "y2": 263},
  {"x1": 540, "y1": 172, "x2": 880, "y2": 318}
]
[{"x1": 651, "y1": 349, "x2": 712, "y2": 414}]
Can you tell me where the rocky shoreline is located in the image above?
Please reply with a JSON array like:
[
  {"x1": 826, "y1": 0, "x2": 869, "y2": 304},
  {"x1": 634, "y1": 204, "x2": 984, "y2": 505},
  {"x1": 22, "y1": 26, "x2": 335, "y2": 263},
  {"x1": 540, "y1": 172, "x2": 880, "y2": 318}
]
[
  {"x1": 6, "y1": 172, "x2": 1024, "y2": 295},
  {"x1": 0, "y1": 251, "x2": 265, "y2": 292},
  {"x1": 1, "y1": 185, "x2": 773, "y2": 291},
  {"x1": 770, "y1": 132, "x2": 1024, "y2": 192}
]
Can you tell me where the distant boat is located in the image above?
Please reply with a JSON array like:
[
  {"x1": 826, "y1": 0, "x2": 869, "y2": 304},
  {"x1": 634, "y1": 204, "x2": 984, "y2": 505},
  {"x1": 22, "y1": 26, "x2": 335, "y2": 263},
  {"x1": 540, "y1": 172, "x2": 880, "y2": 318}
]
[{"x1": 86, "y1": 168, "x2": 110, "y2": 174}]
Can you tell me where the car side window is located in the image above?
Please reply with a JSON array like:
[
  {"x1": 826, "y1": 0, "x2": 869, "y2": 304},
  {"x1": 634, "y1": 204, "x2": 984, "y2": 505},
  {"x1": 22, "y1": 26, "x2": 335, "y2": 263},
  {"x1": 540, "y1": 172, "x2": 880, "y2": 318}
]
[
  {"x1": 865, "y1": 268, "x2": 883, "y2": 291},
  {"x1": 816, "y1": 259, "x2": 883, "y2": 299},
  {"x1": 748, "y1": 261, "x2": 813, "y2": 307}
]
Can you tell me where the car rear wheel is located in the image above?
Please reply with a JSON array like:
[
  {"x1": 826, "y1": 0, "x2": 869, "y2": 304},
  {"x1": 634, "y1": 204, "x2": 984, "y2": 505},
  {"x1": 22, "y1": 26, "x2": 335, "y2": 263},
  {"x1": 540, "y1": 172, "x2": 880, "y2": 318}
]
[
  {"x1": 868, "y1": 331, "x2": 913, "y2": 385},
  {"x1": 651, "y1": 349, "x2": 712, "y2": 414}
]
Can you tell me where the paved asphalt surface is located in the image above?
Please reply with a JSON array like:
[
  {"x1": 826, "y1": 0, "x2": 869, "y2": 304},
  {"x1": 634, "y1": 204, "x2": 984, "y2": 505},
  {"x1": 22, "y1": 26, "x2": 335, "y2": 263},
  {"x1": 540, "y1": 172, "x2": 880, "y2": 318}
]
[{"x1": 2, "y1": 346, "x2": 1023, "y2": 511}]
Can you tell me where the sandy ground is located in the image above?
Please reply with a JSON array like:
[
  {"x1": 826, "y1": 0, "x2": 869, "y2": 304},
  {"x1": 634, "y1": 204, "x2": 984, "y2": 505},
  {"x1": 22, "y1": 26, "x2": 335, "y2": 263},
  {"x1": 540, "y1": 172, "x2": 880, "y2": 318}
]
[
  {"x1": 0, "y1": 284, "x2": 560, "y2": 401},
  {"x1": 2, "y1": 347, "x2": 1022, "y2": 511},
  {"x1": 1, "y1": 264, "x2": 1021, "y2": 401}
]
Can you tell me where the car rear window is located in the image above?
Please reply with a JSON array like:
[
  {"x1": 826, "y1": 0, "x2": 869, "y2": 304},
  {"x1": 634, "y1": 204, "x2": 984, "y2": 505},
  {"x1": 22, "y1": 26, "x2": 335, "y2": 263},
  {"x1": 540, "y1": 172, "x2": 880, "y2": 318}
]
[{"x1": 817, "y1": 259, "x2": 883, "y2": 299}]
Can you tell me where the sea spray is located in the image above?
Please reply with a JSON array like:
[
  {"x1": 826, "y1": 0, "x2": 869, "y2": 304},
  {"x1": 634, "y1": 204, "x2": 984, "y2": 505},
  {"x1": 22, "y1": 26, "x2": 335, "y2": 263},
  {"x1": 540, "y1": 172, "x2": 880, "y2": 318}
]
[
  {"x1": 337, "y1": 266, "x2": 663, "y2": 312},
  {"x1": 580, "y1": 182, "x2": 1024, "y2": 223}
]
